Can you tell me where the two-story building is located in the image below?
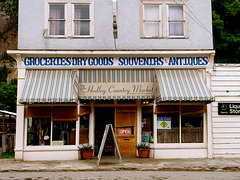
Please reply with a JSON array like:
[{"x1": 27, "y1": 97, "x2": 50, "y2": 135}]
[{"x1": 8, "y1": 0, "x2": 215, "y2": 161}]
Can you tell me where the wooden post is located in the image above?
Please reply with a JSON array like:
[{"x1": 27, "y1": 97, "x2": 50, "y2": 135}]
[{"x1": 2, "y1": 114, "x2": 5, "y2": 135}]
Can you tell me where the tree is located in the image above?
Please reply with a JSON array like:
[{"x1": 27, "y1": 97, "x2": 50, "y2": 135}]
[
  {"x1": 0, "y1": 79, "x2": 17, "y2": 112},
  {"x1": 212, "y1": 0, "x2": 240, "y2": 63}
]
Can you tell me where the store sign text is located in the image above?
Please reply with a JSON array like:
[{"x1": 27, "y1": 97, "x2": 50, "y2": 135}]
[
  {"x1": 23, "y1": 56, "x2": 210, "y2": 67},
  {"x1": 79, "y1": 83, "x2": 154, "y2": 97},
  {"x1": 218, "y1": 103, "x2": 240, "y2": 115}
]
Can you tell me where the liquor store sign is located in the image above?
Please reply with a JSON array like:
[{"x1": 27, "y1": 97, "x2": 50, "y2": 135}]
[{"x1": 218, "y1": 103, "x2": 240, "y2": 115}]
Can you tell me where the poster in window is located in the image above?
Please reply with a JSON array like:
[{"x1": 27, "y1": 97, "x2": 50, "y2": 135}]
[{"x1": 157, "y1": 117, "x2": 171, "y2": 129}]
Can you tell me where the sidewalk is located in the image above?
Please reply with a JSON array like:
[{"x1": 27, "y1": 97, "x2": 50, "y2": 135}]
[{"x1": 0, "y1": 157, "x2": 240, "y2": 172}]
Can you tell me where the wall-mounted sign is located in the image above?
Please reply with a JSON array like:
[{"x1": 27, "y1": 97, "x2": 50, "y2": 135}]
[
  {"x1": 218, "y1": 103, "x2": 240, "y2": 115},
  {"x1": 22, "y1": 56, "x2": 210, "y2": 67},
  {"x1": 157, "y1": 117, "x2": 171, "y2": 129},
  {"x1": 79, "y1": 82, "x2": 154, "y2": 99}
]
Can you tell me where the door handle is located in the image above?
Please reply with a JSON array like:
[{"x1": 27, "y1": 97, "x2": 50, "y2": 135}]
[{"x1": 124, "y1": 139, "x2": 130, "y2": 141}]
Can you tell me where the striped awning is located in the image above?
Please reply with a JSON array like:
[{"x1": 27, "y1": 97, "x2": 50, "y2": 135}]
[
  {"x1": 79, "y1": 69, "x2": 155, "y2": 100},
  {"x1": 20, "y1": 70, "x2": 78, "y2": 103},
  {"x1": 155, "y1": 69, "x2": 214, "y2": 102}
]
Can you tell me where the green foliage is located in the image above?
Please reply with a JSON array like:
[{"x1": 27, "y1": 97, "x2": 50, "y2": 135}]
[
  {"x1": 135, "y1": 143, "x2": 150, "y2": 150},
  {"x1": 0, "y1": 64, "x2": 10, "y2": 83},
  {"x1": 0, "y1": 52, "x2": 15, "y2": 62},
  {"x1": 78, "y1": 143, "x2": 93, "y2": 150},
  {"x1": 0, "y1": 79, "x2": 17, "y2": 112},
  {"x1": 0, "y1": 152, "x2": 15, "y2": 159},
  {"x1": 212, "y1": 0, "x2": 240, "y2": 63}
]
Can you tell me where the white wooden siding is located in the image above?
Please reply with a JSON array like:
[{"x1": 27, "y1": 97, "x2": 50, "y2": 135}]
[{"x1": 211, "y1": 64, "x2": 240, "y2": 158}]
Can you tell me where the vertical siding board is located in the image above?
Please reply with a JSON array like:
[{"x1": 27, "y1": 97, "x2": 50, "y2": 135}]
[{"x1": 212, "y1": 65, "x2": 240, "y2": 158}]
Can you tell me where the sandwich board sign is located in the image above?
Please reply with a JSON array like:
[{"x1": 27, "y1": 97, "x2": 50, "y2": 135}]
[{"x1": 96, "y1": 124, "x2": 123, "y2": 167}]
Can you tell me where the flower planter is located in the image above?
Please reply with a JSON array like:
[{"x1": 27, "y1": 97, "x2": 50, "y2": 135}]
[
  {"x1": 81, "y1": 150, "x2": 93, "y2": 160},
  {"x1": 138, "y1": 149, "x2": 149, "y2": 158}
]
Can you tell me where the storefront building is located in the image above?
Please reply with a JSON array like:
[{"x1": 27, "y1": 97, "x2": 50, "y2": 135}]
[{"x1": 8, "y1": 0, "x2": 216, "y2": 160}]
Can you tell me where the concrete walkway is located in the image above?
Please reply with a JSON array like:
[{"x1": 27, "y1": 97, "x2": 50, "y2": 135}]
[{"x1": 0, "y1": 157, "x2": 240, "y2": 172}]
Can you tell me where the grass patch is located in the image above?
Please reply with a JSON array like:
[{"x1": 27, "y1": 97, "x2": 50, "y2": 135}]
[{"x1": 0, "y1": 152, "x2": 15, "y2": 159}]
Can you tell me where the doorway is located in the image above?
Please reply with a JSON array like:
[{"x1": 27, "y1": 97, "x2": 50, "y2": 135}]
[
  {"x1": 94, "y1": 107, "x2": 115, "y2": 156},
  {"x1": 116, "y1": 107, "x2": 137, "y2": 156}
]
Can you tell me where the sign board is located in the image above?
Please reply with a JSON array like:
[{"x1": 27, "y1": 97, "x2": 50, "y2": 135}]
[
  {"x1": 157, "y1": 117, "x2": 171, "y2": 129},
  {"x1": 79, "y1": 83, "x2": 154, "y2": 99},
  {"x1": 96, "y1": 124, "x2": 122, "y2": 167},
  {"x1": 21, "y1": 56, "x2": 210, "y2": 67},
  {"x1": 218, "y1": 103, "x2": 240, "y2": 115},
  {"x1": 118, "y1": 128, "x2": 131, "y2": 135}
]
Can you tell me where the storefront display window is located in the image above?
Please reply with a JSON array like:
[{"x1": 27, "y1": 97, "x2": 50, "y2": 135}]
[
  {"x1": 142, "y1": 106, "x2": 153, "y2": 143},
  {"x1": 157, "y1": 113, "x2": 179, "y2": 143},
  {"x1": 27, "y1": 117, "x2": 51, "y2": 146},
  {"x1": 156, "y1": 105, "x2": 205, "y2": 143},
  {"x1": 26, "y1": 106, "x2": 77, "y2": 146},
  {"x1": 52, "y1": 121, "x2": 76, "y2": 145}
]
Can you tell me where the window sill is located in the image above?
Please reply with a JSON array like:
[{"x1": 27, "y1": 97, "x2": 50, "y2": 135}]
[
  {"x1": 153, "y1": 143, "x2": 207, "y2": 149},
  {"x1": 24, "y1": 145, "x2": 79, "y2": 151},
  {"x1": 44, "y1": 35, "x2": 94, "y2": 39}
]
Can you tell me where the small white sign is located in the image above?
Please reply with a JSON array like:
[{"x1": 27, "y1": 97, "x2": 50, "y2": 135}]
[{"x1": 157, "y1": 117, "x2": 171, "y2": 129}]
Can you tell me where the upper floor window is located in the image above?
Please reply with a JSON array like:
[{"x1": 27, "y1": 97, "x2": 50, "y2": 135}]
[
  {"x1": 143, "y1": 4, "x2": 162, "y2": 37},
  {"x1": 49, "y1": 4, "x2": 65, "y2": 36},
  {"x1": 140, "y1": 0, "x2": 188, "y2": 38},
  {"x1": 168, "y1": 5, "x2": 184, "y2": 36},
  {"x1": 74, "y1": 4, "x2": 90, "y2": 36},
  {"x1": 46, "y1": 0, "x2": 94, "y2": 38}
]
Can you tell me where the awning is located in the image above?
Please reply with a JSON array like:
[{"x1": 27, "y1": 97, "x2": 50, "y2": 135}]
[
  {"x1": 20, "y1": 70, "x2": 78, "y2": 103},
  {"x1": 155, "y1": 69, "x2": 214, "y2": 102},
  {"x1": 79, "y1": 69, "x2": 155, "y2": 100}
]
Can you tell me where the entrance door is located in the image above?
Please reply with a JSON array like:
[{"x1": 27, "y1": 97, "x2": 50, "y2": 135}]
[
  {"x1": 95, "y1": 107, "x2": 115, "y2": 156},
  {"x1": 116, "y1": 107, "x2": 137, "y2": 156}
]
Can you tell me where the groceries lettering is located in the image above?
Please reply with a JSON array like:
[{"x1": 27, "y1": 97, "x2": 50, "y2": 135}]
[{"x1": 23, "y1": 56, "x2": 209, "y2": 67}]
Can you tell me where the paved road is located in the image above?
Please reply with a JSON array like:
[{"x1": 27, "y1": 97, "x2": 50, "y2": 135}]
[{"x1": 1, "y1": 171, "x2": 240, "y2": 180}]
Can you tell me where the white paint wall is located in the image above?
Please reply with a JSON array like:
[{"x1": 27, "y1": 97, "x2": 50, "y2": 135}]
[
  {"x1": 211, "y1": 64, "x2": 240, "y2": 158},
  {"x1": 18, "y1": 0, "x2": 213, "y2": 50}
]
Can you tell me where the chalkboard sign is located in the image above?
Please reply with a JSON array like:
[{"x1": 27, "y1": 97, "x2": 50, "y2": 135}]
[{"x1": 218, "y1": 103, "x2": 240, "y2": 115}]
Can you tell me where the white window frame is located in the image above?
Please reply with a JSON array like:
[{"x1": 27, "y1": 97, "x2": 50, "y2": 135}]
[
  {"x1": 72, "y1": 2, "x2": 94, "y2": 37},
  {"x1": 140, "y1": 0, "x2": 189, "y2": 39},
  {"x1": 140, "y1": 2, "x2": 163, "y2": 38},
  {"x1": 166, "y1": 2, "x2": 188, "y2": 38},
  {"x1": 44, "y1": 0, "x2": 94, "y2": 38}
]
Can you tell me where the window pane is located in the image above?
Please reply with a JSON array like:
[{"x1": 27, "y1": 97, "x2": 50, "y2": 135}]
[
  {"x1": 75, "y1": 5, "x2": 89, "y2": 19},
  {"x1": 75, "y1": 21, "x2": 90, "y2": 35},
  {"x1": 27, "y1": 118, "x2": 51, "y2": 146},
  {"x1": 144, "y1": 5, "x2": 159, "y2": 20},
  {"x1": 157, "y1": 113, "x2": 179, "y2": 143},
  {"x1": 144, "y1": 22, "x2": 159, "y2": 36},
  {"x1": 50, "y1": 5, "x2": 64, "y2": 19},
  {"x1": 52, "y1": 121, "x2": 76, "y2": 145},
  {"x1": 50, "y1": 20, "x2": 65, "y2": 35},
  {"x1": 169, "y1": 22, "x2": 184, "y2": 36},
  {"x1": 142, "y1": 107, "x2": 153, "y2": 143},
  {"x1": 79, "y1": 114, "x2": 89, "y2": 144},
  {"x1": 169, "y1": 5, "x2": 183, "y2": 20},
  {"x1": 181, "y1": 113, "x2": 203, "y2": 143}
]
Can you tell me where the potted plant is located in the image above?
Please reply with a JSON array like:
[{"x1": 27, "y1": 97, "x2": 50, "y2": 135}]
[
  {"x1": 135, "y1": 143, "x2": 150, "y2": 158},
  {"x1": 78, "y1": 143, "x2": 94, "y2": 160}
]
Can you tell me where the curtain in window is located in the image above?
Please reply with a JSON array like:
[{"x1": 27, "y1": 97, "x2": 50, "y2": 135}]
[
  {"x1": 50, "y1": 5, "x2": 65, "y2": 35},
  {"x1": 169, "y1": 5, "x2": 184, "y2": 36},
  {"x1": 74, "y1": 5, "x2": 90, "y2": 36},
  {"x1": 144, "y1": 5, "x2": 159, "y2": 37}
]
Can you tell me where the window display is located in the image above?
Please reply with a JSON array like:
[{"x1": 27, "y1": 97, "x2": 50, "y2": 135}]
[
  {"x1": 27, "y1": 117, "x2": 51, "y2": 146},
  {"x1": 156, "y1": 105, "x2": 205, "y2": 143},
  {"x1": 141, "y1": 106, "x2": 153, "y2": 143}
]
